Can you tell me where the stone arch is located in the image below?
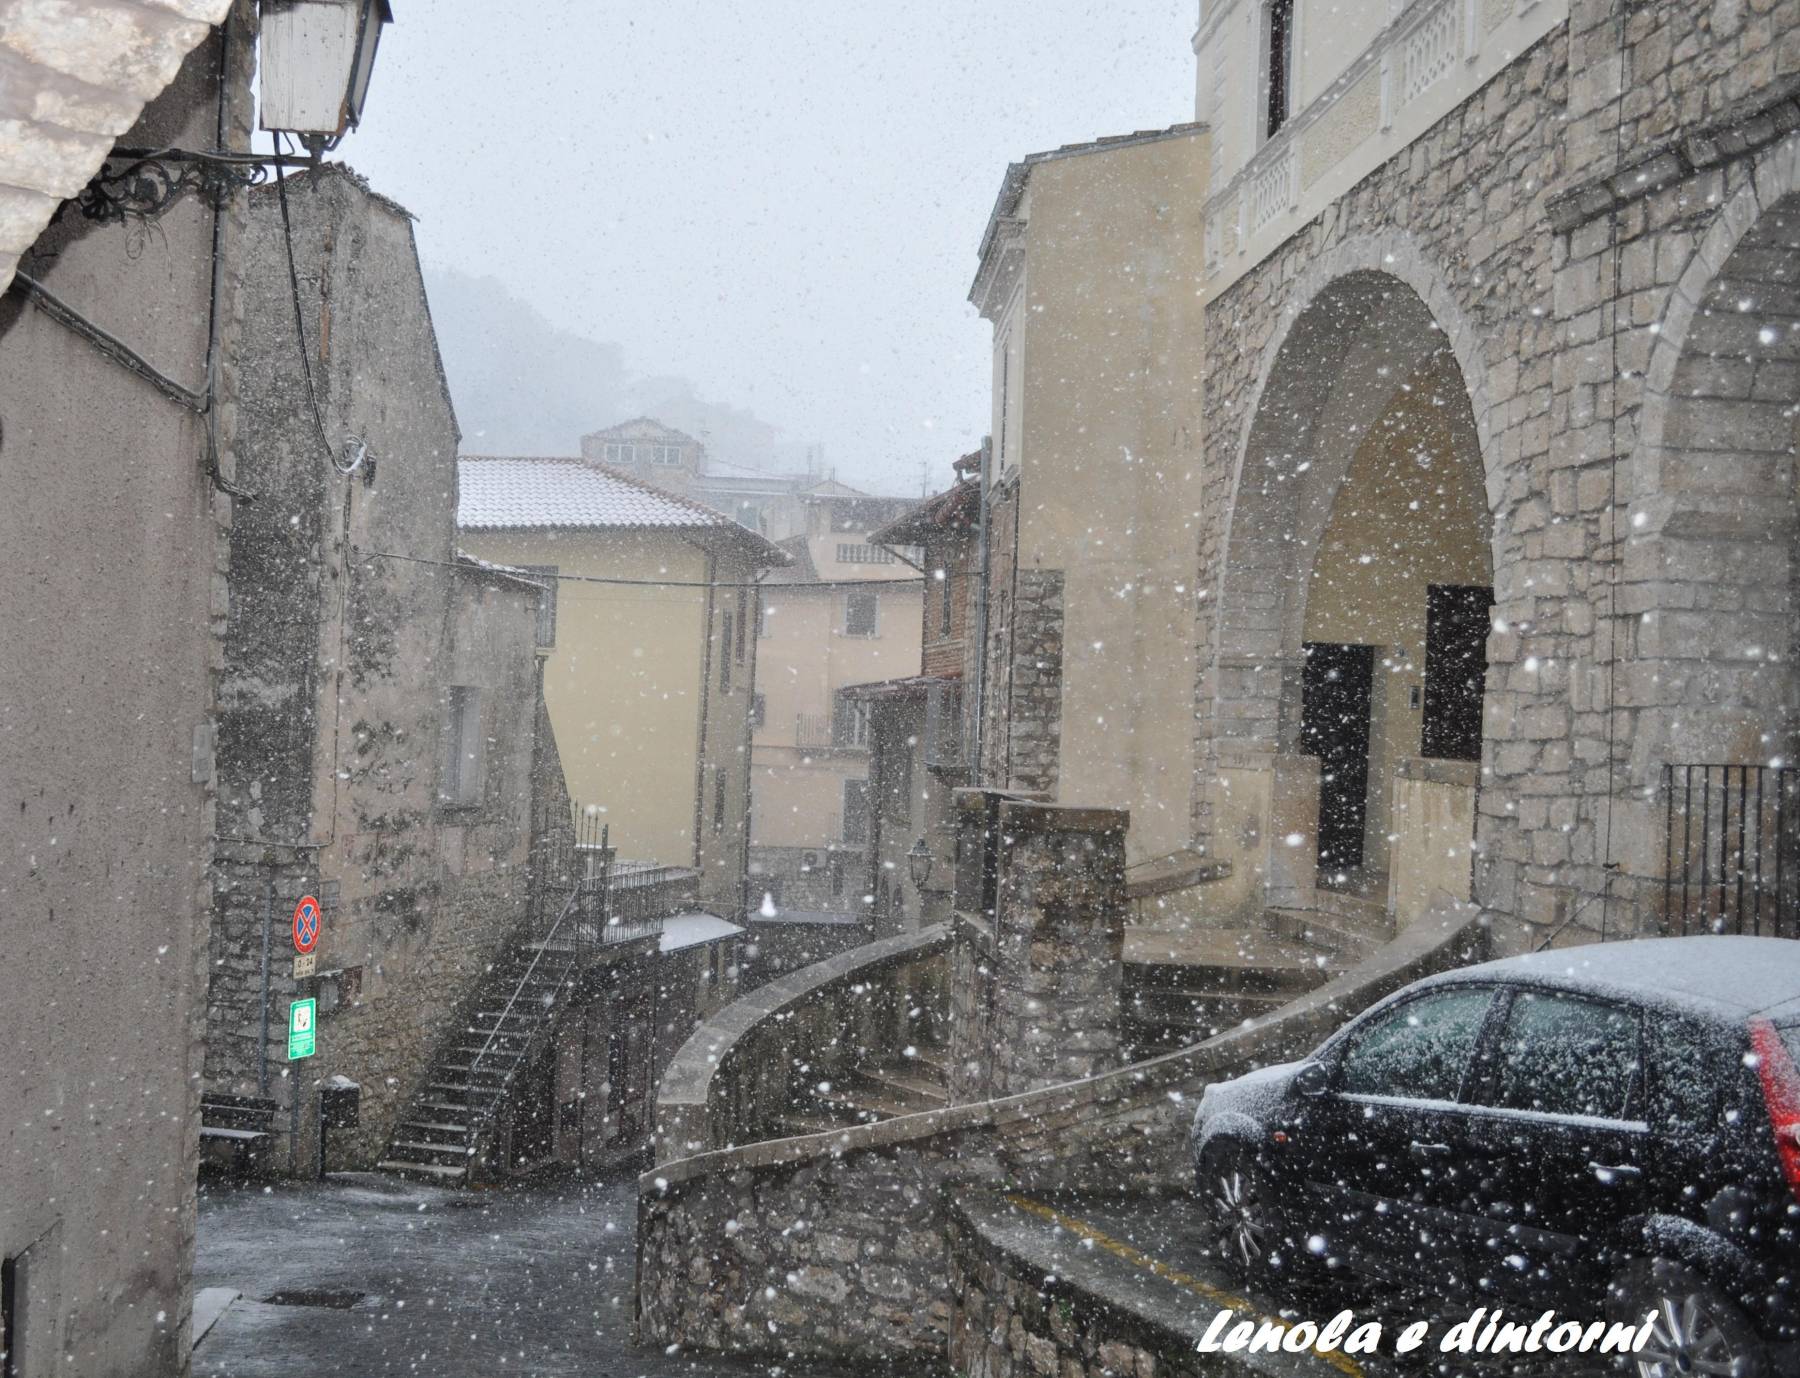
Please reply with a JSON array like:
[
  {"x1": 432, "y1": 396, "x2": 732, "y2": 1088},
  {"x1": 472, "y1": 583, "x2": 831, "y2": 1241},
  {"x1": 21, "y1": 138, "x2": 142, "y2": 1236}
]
[
  {"x1": 1629, "y1": 134, "x2": 1800, "y2": 778},
  {"x1": 1208, "y1": 236, "x2": 1497, "y2": 756}
]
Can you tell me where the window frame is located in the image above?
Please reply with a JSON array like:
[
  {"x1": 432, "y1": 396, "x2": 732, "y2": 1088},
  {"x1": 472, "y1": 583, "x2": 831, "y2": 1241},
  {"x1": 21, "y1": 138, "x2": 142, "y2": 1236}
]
[
  {"x1": 844, "y1": 586, "x2": 880, "y2": 637},
  {"x1": 841, "y1": 777, "x2": 870, "y2": 844},
  {"x1": 1261, "y1": 0, "x2": 1297, "y2": 144},
  {"x1": 440, "y1": 685, "x2": 485, "y2": 809},
  {"x1": 520, "y1": 564, "x2": 558, "y2": 650},
  {"x1": 1326, "y1": 981, "x2": 1502, "y2": 1107},
  {"x1": 1464, "y1": 984, "x2": 1648, "y2": 1128}
]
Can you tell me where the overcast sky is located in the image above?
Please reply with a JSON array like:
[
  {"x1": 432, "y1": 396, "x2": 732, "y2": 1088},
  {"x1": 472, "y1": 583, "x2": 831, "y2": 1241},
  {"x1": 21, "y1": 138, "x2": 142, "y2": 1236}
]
[{"x1": 342, "y1": 1, "x2": 1197, "y2": 493}]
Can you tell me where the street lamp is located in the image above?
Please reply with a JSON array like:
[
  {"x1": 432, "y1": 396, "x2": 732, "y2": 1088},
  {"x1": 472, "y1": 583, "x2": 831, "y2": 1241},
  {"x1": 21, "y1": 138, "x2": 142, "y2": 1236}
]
[
  {"x1": 907, "y1": 837, "x2": 934, "y2": 890},
  {"x1": 260, "y1": 0, "x2": 394, "y2": 154}
]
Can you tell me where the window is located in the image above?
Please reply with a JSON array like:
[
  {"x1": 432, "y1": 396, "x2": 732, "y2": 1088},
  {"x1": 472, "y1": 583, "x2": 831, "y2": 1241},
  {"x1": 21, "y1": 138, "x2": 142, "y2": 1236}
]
[
  {"x1": 831, "y1": 696, "x2": 870, "y2": 748},
  {"x1": 1264, "y1": 0, "x2": 1295, "y2": 140},
  {"x1": 441, "y1": 686, "x2": 484, "y2": 807},
  {"x1": 1484, "y1": 991, "x2": 1641, "y2": 1122},
  {"x1": 836, "y1": 543, "x2": 895, "y2": 565},
  {"x1": 1338, "y1": 987, "x2": 1494, "y2": 1103},
  {"x1": 653, "y1": 443, "x2": 683, "y2": 466},
  {"x1": 735, "y1": 589, "x2": 748, "y2": 664},
  {"x1": 883, "y1": 736, "x2": 913, "y2": 823},
  {"x1": 750, "y1": 692, "x2": 766, "y2": 730},
  {"x1": 841, "y1": 778, "x2": 870, "y2": 844},
  {"x1": 719, "y1": 613, "x2": 733, "y2": 693},
  {"x1": 937, "y1": 568, "x2": 953, "y2": 636},
  {"x1": 712, "y1": 767, "x2": 727, "y2": 832},
  {"x1": 844, "y1": 587, "x2": 879, "y2": 637},
  {"x1": 521, "y1": 565, "x2": 558, "y2": 649}
]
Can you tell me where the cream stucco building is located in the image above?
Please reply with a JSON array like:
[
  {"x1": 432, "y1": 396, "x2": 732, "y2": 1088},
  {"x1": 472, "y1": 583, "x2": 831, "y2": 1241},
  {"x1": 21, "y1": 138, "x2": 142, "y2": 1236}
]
[{"x1": 457, "y1": 457, "x2": 787, "y2": 917}]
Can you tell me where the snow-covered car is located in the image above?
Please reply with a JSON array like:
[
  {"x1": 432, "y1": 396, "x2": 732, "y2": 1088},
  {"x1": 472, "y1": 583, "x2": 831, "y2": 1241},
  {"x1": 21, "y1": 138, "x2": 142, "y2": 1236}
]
[{"x1": 1189, "y1": 935, "x2": 1800, "y2": 1377}]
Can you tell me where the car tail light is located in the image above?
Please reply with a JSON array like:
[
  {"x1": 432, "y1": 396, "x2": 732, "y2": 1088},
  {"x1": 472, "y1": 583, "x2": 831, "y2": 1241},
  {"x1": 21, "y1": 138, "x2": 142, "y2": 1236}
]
[{"x1": 1748, "y1": 1019, "x2": 1800, "y2": 1204}]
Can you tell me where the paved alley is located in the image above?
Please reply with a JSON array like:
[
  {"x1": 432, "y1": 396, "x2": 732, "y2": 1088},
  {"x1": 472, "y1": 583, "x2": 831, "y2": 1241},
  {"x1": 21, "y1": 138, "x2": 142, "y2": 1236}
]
[{"x1": 193, "y1": 1173, "x2": 784, "y2": 1378}]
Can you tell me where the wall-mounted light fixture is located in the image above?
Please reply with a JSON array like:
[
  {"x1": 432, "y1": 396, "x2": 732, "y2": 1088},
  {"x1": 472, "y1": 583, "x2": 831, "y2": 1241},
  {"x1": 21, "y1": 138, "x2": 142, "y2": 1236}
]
[
  {"x1": 907, "y1": 836, "x2": 934, "y2": 890},
  {"x1": 260, "y1": 0, "x2": 394, "y2": 156}
]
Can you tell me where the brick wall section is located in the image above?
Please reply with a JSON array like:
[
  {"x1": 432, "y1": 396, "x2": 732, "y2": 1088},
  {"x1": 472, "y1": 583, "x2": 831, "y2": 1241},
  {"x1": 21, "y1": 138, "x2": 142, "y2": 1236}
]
[
  {"x1": 636, "y1": 902, "x2": 1486, "y2": 1367},
  {"x1": 1193, "y1": 3, "x2": 1800, "y2": 950}
]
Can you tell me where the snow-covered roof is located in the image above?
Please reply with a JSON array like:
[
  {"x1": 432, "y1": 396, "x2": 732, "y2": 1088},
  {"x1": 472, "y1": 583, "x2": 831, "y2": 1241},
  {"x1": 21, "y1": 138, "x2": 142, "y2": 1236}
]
[
  {"x1": 659, "y1": 912, "x2": 745, "y2": 954},
  {"x1": 458, "y1": 456, "x2": 732, "y2": 531},
  {"x1": 457, "y1": 457, "x2": 790, "y2": 566}
]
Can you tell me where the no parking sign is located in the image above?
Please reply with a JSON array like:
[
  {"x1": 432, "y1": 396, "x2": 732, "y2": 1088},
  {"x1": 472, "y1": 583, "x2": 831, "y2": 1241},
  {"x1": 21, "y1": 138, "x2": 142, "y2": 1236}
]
[{"x1": 292, "y1": 894, "x2": 321, "y2": 954}]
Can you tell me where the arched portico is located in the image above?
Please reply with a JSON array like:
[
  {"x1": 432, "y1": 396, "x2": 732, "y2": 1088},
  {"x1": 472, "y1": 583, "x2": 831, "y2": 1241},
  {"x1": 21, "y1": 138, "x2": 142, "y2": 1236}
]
[
  {"x1": 1627, "y1": 141, "x2": 1800, "y2": 938},
  {"x1": 1202, "y1": 254, "x2": 1496, "y2": 925}
]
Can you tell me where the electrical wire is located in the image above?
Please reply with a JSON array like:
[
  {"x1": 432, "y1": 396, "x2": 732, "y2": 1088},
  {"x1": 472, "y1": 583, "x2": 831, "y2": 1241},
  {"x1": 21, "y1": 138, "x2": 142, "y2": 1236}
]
[
  {"x1": 363, "y1": 548, "x2": 926, "y2": 591},
  {"x1": 271, "y1": 131, "x2": 367, "y2": 477}
]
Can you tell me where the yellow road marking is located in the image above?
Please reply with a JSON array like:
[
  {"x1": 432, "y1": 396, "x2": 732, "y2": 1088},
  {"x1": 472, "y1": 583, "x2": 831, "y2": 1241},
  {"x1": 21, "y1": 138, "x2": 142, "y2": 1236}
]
[{"x1": 1004, "y1": 1193, "x2": 1366, "y2": 1378}]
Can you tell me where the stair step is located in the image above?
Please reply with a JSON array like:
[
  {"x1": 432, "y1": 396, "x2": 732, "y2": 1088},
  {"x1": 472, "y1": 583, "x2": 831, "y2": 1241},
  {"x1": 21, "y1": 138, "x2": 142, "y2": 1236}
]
[
  {"x1": 437, "y1": 1062, "x2": 513, "y2": 1077},
  {"x1": 777, "y1": 1114, "x2": 848, "y2": 1137},
  {"x1": 855, "y1": 1067, "x2": 948, "y2": 1104},
  {"x1": 902, "y1": 1045, "x2": 950, "y2": 1076},
  {"x1": 397, "y1": 1120, "x2": 470, "y2": 1138},
  {"x1": 453, "y1": 1045, "x2": 525, "y2": 1061},
  {"x1": 388, "y1": 1139, "x2": 473, "y2": 1160},
  {"x1": 818, "y1": 1087, "x2": 920, "y2": 1119},
  {"x1": 377, "y1": 1159, "x2": 468, "y2": 1183}
]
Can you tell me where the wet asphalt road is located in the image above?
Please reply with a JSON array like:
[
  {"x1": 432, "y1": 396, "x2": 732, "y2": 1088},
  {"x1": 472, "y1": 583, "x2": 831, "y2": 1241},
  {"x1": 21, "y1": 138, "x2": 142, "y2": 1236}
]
[{"x1": 193, "y1": 1172, "x2": 782, "y2": 1378}]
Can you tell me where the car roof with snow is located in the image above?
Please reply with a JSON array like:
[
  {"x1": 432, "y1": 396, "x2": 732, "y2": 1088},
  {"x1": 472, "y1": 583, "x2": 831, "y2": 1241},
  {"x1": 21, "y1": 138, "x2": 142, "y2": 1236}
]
[{"x1": 1408, "y1": 935, "x2": 1800, "y2": 1021}]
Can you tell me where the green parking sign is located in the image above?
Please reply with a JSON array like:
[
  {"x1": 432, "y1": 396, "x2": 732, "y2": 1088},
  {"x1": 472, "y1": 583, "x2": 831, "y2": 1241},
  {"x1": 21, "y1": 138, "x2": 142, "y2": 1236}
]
[{"x1": 287, "y1": 998, "x2": 316, "y2": 1060}]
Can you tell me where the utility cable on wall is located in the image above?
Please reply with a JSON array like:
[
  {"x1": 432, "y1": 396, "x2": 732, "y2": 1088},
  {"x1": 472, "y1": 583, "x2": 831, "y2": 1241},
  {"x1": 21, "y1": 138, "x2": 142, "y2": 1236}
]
[{"x1": 271, "y1": 131, "x2": 370, "y2": 480}]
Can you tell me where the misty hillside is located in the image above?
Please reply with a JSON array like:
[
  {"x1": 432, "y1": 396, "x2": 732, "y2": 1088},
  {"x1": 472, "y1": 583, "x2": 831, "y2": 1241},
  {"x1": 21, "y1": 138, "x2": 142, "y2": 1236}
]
[{"x1": 421, "y1": 265, "x2": 803, "y2": 469}]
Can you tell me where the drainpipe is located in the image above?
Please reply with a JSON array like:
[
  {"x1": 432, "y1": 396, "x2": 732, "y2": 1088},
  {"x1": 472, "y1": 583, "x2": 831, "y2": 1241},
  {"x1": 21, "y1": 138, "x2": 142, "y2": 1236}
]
[
  {"x1": 970, "y1": 435, "x2": 993, "y2": 786},
  {"x1": 258, "y1": 870, "x2": 274, "y2": 1094}
]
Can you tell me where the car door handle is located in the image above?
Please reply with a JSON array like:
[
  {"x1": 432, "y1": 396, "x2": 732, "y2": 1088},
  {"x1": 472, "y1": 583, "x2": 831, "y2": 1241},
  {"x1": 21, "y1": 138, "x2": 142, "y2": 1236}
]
[
  {"x1": 1589, "y1": 1161, "x2": 1643, "y2": 1183},
  {"x1": 1409, "y1": 1140, "x2": 1453, "y2": 1158}
]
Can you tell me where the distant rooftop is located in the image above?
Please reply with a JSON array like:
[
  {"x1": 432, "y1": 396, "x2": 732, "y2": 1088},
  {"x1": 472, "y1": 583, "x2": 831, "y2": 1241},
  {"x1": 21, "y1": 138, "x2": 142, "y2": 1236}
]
[{"x1": 456, "y1": 456, "x2": 789, "y2": 565}]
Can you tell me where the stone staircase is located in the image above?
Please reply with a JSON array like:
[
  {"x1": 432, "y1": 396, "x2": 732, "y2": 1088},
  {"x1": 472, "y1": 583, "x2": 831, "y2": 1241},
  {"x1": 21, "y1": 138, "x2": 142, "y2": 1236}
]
[
  {"x1": 780, "y1": 1043, "x2": 952, "y2": 1136},
  {"x1": 376, "y1": 941, "x2": 578, "y2": 1184},
  {"x1": 1121, "y1": 883, "x2": 1395, "y2": 1058}
]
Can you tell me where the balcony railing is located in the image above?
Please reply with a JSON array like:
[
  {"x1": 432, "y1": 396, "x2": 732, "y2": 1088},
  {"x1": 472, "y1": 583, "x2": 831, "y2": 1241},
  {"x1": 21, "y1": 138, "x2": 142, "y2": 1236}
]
[{"x1": 1664, "y1": 765, "x2": 1799, "y2": 939}]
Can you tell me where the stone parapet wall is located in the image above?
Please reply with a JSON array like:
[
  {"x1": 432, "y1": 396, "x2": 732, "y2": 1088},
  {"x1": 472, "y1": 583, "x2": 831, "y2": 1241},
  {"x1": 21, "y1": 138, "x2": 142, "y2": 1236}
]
[
  {"x1": 636, "y1": 902, "x2": 1487, "y2": 1367},
  {"x1": 654, "y1": 924, "x2": 950, "y2": 1160}
]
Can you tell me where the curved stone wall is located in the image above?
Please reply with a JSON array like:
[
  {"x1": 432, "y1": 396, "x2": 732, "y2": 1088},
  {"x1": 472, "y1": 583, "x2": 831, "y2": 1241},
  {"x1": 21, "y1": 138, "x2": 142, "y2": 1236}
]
[
  {"x1": 653, "y1": 923, "x2": 950, "y2": 1160},
  {"x1": 636, "y1": 900, "x2": 1486, "y2": 1368}
]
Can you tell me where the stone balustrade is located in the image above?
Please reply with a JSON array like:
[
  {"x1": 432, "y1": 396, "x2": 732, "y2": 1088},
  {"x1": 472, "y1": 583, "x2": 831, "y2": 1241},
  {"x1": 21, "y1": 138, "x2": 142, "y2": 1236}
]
[
  {"x1": 652, "y1": 923, "x2": 950, "y2": 1161},
  {"x1": 636, "y1": 898, "x2": 1487, "y2": 1370}
]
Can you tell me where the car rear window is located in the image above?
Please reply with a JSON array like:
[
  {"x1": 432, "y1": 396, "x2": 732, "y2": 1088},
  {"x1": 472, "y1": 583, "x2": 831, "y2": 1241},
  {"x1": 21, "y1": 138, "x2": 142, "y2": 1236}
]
[{"x1": 1781, "y1": 1025, "x2": 1800, "y2": 1065}]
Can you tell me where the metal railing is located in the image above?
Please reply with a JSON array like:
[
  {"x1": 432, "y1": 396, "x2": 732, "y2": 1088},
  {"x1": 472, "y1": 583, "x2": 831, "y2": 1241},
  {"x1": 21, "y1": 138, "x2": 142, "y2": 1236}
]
[{"x1": 1664, "y1": 764, "x2": 1799, "y2": 939}]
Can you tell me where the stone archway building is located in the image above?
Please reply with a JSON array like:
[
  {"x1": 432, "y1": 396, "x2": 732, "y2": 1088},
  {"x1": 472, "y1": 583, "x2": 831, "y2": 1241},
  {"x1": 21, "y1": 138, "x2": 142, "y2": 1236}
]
[{"x1": 1193, "y1": 2, "x2": 1800, "y2": 951}]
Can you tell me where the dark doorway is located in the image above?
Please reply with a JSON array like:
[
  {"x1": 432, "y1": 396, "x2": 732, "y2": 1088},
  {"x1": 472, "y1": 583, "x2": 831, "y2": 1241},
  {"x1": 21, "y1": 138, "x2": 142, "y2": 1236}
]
[
  {"x1": 1421, "y1": 584, "x2": 1493, "y2": 762},
  {"x1": 1301, "y1": 642, "x2": 1376, "y2": 871}
]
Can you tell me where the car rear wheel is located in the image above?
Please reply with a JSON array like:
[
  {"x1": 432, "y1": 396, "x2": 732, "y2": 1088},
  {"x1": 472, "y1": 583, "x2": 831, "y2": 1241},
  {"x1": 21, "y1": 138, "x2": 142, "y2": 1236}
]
[
  {"x1": 1200, "y1": 1139, "x2": 1279, "y2": 1277},
  {"x1": 1606, "y1": 1259, "x2": 1770, "y2": 1378}
]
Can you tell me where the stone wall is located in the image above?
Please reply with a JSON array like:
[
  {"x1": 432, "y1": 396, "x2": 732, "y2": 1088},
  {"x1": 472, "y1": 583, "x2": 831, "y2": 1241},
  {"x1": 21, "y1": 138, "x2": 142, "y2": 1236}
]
[
  {"x1": 948, "y1": 1202, "x2": 1204, "y2": 1378},
  {"x1": 637, "y1": 901, "x2": 1486, "y2": 1368},
  {"x1": 204, "y1": 167, "x2": 545, "y2": 1172},
  {"x1": 1193, "y1": 2, "x2": 1800, "y2": 951},
  {"x1": 654, "y1": 924, "x2": 950, "y2": 1160},
  {"x1": 947, "y1": 796, "x2": 1126, "y2": 1102},
  {"x1": 979, "y1": 484, "x2": 1067, "y2": 796}
]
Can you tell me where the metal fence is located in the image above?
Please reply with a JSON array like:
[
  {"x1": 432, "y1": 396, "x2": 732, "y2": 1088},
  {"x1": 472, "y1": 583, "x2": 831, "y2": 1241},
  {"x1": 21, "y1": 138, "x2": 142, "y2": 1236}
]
[{"x1": 1663, "y1": 764, "x2": 1799, "y2": 939}]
